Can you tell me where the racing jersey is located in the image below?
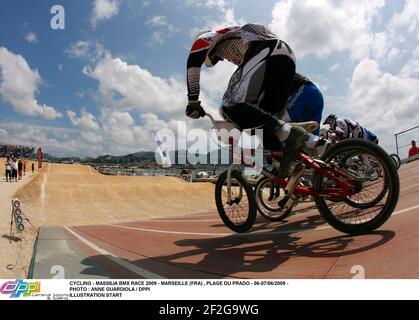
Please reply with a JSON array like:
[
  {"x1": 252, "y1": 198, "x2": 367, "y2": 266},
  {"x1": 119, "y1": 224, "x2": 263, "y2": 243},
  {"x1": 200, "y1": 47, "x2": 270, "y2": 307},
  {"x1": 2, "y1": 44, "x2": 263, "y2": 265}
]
[
  {"x1": 332, "y1": 118, "x2": 378, "y2": 143},
  {"x1": 187, "y1": 24, "x2": 277, "y2": 101}
]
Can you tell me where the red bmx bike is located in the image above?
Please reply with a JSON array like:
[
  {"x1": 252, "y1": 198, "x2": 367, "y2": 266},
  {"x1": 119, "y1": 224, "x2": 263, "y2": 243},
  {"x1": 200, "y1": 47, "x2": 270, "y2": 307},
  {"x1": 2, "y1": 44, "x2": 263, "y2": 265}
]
[{"x1": 207, "y1": 113, "x2": 400, "y2": 234}]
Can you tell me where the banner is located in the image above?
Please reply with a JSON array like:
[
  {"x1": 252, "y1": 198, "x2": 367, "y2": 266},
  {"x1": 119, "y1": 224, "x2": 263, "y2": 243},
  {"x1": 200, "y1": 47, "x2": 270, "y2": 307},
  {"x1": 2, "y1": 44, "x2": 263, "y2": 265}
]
[
  {"x1": 37, "y1": 147, "x2": 42, "y2": 169},
  {"x1": 153, "y1": 130, "x2": 172, "y2": 168}
]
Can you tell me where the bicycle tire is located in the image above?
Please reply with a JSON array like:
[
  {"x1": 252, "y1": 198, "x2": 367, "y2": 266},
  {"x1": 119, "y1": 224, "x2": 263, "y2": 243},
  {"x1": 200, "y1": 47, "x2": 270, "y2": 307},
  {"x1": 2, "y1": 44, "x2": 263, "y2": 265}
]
[
  {"x1": 390, "y1": 154, "x2": 401, "y2": 170},
  {"x1": 314, "y1": 139, "x2": 399, "y2": 235},
  {"x1": 215, "y1": 170, "x2": 257, "y2": 233},
  {"x1": 336, "y1": 150, "x2": 389, "y2": 208}
]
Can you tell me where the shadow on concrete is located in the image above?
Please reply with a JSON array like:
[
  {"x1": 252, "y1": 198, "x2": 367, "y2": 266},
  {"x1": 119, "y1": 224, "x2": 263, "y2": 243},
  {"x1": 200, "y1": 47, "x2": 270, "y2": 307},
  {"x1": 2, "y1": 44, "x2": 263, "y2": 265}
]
[
  {"x1": 72, "y1": 213, "x2": 395, "y2": 279},
  {"x1": 149, "y1": 213, "x2": 395, "y2": 278}
]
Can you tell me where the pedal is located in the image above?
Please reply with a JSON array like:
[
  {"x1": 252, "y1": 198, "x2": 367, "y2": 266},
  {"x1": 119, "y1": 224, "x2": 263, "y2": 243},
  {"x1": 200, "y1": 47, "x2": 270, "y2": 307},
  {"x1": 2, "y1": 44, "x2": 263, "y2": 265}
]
[
  {"x1": 285, "y1": 194, "x2": 299, "y2": 211},
  {"x1": 278, "y1": 195, "x2": 289, "y2": 210}
]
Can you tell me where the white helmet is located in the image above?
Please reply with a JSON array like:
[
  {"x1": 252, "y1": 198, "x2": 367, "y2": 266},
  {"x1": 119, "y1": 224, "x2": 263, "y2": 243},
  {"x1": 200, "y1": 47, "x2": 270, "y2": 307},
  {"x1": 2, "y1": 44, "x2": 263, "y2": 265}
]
[{"x1": 191, "y1": 27, "x2": 236, "y2": 68}]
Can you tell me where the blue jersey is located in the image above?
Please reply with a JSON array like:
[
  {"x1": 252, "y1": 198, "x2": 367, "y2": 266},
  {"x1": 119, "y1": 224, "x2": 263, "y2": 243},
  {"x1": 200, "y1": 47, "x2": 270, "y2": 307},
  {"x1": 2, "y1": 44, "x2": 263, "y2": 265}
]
[
  {"x1": 363, "y1": 127, "x2": 378, "y2": 143},
  {"x1": 284, "y1": 83, "x2": 324, "y2": 136}
]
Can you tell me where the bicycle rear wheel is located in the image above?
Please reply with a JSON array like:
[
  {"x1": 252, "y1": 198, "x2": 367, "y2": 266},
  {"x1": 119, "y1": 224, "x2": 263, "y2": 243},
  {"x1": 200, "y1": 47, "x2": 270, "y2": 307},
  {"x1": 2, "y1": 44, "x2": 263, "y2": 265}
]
[
  {"x1": 215, "y1": 170, "x2": 257, "y2": 233},
  {"x1": 313, "y1": 139, "x2": 399, "y2": 235},
  {"x1": 337, "y1": 150, "x2": 388, "y2": 207}
]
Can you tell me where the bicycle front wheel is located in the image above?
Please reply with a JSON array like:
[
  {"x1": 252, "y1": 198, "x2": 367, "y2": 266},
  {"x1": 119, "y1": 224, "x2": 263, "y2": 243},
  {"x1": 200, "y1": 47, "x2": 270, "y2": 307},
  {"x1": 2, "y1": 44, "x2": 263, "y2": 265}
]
[{"x1": 215, "y1": 170, "x2": 257, "y2": 233}]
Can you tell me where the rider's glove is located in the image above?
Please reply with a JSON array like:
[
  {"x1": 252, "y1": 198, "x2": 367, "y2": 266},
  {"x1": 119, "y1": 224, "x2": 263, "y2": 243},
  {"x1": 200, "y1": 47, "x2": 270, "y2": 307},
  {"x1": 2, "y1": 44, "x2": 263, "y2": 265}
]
[{"x1": 186, "y1": 100, "x2": 205, "y2": 119}]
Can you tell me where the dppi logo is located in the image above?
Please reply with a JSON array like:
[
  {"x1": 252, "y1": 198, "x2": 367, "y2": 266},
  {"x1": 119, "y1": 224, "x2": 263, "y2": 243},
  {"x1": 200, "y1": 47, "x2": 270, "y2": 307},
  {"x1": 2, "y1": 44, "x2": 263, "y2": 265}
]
[{"x1": 0, "y1": 280, "x2": 41, "y2": 298}]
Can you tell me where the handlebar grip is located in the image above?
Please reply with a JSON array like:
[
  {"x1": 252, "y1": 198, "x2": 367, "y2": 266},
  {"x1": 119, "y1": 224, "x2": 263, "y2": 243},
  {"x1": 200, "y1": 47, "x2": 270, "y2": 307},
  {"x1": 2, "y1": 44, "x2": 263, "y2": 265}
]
[{"x1": 199, "y1": 107, "x2": 206, "y2": 118}]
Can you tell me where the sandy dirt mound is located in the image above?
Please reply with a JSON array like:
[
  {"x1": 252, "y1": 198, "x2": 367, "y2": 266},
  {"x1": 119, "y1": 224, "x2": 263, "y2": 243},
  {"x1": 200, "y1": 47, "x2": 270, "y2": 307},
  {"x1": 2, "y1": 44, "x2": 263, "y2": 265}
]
[
  {"x1": 1, "y1": 161, "x2": 215, "y2": 277},
  {"x1": 14, "y1": 163, "x2": 216, "y2": 227}
]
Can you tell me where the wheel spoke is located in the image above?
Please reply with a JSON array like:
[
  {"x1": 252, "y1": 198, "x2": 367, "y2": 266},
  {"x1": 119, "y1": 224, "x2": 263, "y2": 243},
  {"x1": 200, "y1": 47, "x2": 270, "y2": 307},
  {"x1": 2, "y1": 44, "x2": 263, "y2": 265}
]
[{"x1": 319, "y1": 145, "x2": 394, "y2": 228}]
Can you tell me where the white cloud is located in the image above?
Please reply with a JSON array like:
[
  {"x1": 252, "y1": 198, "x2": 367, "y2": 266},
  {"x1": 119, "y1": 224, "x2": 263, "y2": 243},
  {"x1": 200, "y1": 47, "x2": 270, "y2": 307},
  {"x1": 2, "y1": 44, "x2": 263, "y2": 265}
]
[
  {"x1": 347, "y1": 58, "x2": 419, "y2": 151},
  {"x1": 200, "y1": 61, "x2": 236, "y2": 100},
  {"x1": 148, "y1": 31, "x2": 165, "y2": 47},
  {"x1": 401, "y1": 59, "x2": 419, "y2": 78},
  {"x1": 146, "y1": 15, "x2": 174, "y2": 30},
  {"x1": 0, "y1": 122, "x2": 83, "y2": 155},
  {"x1": 66, "y1": 40, "x2": 106, "y2": 62},
  {"x1": 187, "y1": 0, "x2": 242, "y2": 35},
  {"x1": 91, "y1": 0, "x2": 120, "y2": 28},
  {"x1": 82, "y1": 52, "x2": 225, "y2": 124},
  {"x1": 389, "y1": 0, "x2": 419, "y2": 34},
  {"x1": 206, "y1": 8, "x2": 239, "y2": 30},
  {"x1": 191, "y1": 8, "x2": 241, "y2": 35},
  {"x1": 83, "y1": 55, "x2": 185, "y2": 116},
  {"x1": 24, "y1": 32, "x2": 38, "y2": 43},
  {"x1": 66, "y1": 108, "x2": 100, "y2": 131},
  {"x1": 141, "y1": 112, "x2": 168, "y2": 132},
  {"x1": 270, "y1": 0, "x2": 385, "y2": 58},
  {"x1": 100, "y1": 108, "x2": 153, "y2": 153},
  {"x1": 328, "y1": 63, "x2": 340, "y2": 72},
  {"x1": 0, "y1": 127, "x2": 7, "y2": 138},
  {"x1": 0, "y1": 47, "x2": 62, "y2": 120},
  {"x1": 80, "y1": 131, "x2": 103, "y2": 144},
  {"x1": 184, "y1": 0, "x2": 226, "y2": 10},
  {"x1": 145, "y1": 15, "x2": 177, "y2": 47},
  {"x1": 350, "y1": 0, "x2": 418, "y2": 63}
]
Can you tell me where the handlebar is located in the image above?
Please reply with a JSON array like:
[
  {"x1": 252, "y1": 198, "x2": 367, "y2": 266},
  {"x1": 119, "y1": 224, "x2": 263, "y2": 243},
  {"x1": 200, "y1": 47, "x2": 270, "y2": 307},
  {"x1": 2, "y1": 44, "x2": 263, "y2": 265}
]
[{"x1": 205, "y1": 112, "x2": 216, "y2": 126}]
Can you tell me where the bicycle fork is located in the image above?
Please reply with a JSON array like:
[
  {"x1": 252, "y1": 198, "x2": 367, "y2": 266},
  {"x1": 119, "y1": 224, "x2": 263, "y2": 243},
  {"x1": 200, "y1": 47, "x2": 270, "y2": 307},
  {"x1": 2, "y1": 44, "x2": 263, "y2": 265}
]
[
  {"x1": 227, "y1": 164, "x2": 243, "y2": 204},
  {"x1": 283, "y1": 162, "x2": 305, "y2": 210}
]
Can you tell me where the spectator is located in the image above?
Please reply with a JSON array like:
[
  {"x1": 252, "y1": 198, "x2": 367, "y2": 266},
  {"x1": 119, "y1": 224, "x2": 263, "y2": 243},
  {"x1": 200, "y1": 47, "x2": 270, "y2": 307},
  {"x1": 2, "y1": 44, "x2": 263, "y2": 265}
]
[
  {"x1": 408, "y1": 140, "x2": 419, "y2": 158},
  {"x1": 32, "y1": 162, "x2": 35, "y2": 174},
  {"x1": 18, "y1": 159, "x2": 23, "y2": 180},
  {"x1": 5, "y1": 157, "x2": 11, "y2": 182},
  {"x1": 10, "y1": 158, "x2": 18, "y2": 182},
  {"x1": 0, "y1": 144, "x2": 35, "y2": 158},
  {"x1": 23, "y1": 160, "x2": 27, "y2": 176}
]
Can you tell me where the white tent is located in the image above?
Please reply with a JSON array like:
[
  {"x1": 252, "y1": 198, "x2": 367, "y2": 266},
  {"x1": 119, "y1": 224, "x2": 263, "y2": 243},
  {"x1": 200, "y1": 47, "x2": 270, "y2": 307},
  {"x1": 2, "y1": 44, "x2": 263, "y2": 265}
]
[{"x1": 197, "y1": 172, "x2": 209, "y2": 178}]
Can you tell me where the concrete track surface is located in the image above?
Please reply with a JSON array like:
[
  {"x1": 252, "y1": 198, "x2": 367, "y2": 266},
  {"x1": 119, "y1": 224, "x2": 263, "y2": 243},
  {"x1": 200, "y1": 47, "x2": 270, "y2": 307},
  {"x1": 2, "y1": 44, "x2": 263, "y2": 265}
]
[{"x1": 32, "y1": 161, "x2": 419, "y2": 279}]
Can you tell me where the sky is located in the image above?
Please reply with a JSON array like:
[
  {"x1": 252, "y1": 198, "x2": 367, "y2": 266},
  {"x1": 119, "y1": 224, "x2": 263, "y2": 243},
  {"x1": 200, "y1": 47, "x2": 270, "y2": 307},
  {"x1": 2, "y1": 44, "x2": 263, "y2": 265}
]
[{"x1": 0, "y1": 0, "x2": 418, "y2": 157}]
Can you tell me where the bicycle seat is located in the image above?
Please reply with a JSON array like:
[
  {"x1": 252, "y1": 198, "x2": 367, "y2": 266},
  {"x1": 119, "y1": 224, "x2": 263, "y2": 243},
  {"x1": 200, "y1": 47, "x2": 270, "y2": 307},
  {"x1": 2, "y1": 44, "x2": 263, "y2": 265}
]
[
  {"x1": 211, "y1": 119, "x2": 239, "y2": 132},
  {"x1": 289, "y1": 121, "x2": 318, "y2": 133}
]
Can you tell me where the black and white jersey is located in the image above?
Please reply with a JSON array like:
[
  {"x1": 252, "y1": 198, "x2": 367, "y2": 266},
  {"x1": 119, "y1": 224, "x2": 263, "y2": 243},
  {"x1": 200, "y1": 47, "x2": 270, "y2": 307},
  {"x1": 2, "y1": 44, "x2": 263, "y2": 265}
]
[{"x1": 187, "y1": 24, "x2": 278, "y2": 101}]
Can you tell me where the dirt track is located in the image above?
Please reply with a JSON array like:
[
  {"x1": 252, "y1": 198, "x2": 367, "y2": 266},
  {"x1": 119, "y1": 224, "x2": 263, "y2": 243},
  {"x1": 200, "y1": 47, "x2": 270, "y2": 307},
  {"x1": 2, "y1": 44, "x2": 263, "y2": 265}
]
[
  {"x1": 14, "y1": 163, "x2": 216, "y2": 227},
  {"x1": 0, "y1": 161, "x2": 215, "y2": 278}
]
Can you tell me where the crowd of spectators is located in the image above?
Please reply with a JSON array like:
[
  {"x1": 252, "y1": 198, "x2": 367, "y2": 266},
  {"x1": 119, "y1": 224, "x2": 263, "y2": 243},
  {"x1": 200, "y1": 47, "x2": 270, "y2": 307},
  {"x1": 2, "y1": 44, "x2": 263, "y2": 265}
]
[{"x1": 0, "y1": 144, "x2": 35, "y2": 158}]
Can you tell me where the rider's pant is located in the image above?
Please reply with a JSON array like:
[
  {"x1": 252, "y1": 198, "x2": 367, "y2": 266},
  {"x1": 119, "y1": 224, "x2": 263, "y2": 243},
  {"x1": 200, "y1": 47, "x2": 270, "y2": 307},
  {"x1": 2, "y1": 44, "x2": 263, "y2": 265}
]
[
  {"x1": 220, "y1": 39, "x2": 296, "y2": 150},
  {"x1": 282, "y1": 83, "x2": 324, "y2": 136}
]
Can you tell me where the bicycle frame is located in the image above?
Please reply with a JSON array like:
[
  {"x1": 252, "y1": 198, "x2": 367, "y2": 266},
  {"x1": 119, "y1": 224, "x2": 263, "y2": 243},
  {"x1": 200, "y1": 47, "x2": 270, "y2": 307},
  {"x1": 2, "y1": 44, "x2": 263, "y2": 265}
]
[
  {"x1": 206, "y1": 113, "x2": 358, "y2": 201},
  {"x1": 256, "y1": 152, "x2": 357, "y2": 198}
]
